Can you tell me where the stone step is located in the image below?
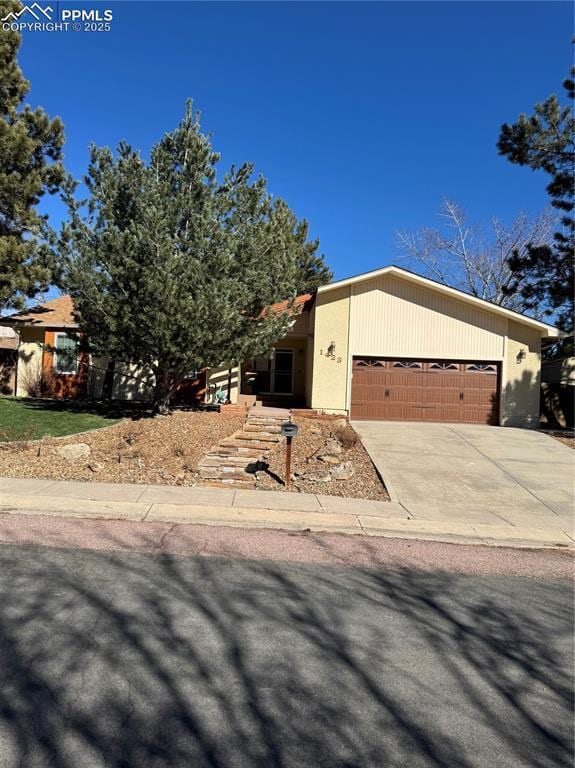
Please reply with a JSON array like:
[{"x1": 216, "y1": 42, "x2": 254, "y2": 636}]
[
  {"x1": 219, "y1": 405, "x2": 249, "y2": 414},
  {"x1": 198, "y1": 456, "x2": 256, "y2": 468},
  {"x1": 196, "y1": 406, "x2": 290, "y2": 488},
  {"x1": 207, "y1": 447, "x2": 264, "y2": 458},
  {"x1": 249, "y1": 406, "x2": 292, "y2": 419},
  {"x1": 199, "y1": 479, "x2": 256, "y2": 488},
  {"x1": 246, "y1": 417, "x2": 288, "y2": 426},
  {"x1": 219, "y1": 438, "x2": 272, "y2": 451},
  {"x1": 243, "y1": 423, "x2": 282, "y2": 434},
  {"x1": 236, "y1": 432, "x2": 281, "y2": 443},
  {"x1": 204, "y1": 450, "x2": 261, "y2": 461},
  {"x1": 199, "y1": 467, "x2": 254, "y2": 481}
]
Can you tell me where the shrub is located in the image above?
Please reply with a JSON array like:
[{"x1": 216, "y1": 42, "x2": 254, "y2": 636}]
[
  {"x1": 18, "y1": 365, "x2": 57, "y2": 398},
  {"x1": 332, "y1": 424, "x2": 358, "y2": 450}
]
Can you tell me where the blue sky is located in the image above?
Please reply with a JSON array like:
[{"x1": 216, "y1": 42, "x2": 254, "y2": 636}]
[{"x1": 17, "y1": 0, "x2": 573, "y2": 283}]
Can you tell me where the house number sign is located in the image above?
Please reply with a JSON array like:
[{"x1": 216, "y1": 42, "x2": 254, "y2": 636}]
[{"x1": 319, "y1": 341, "x2": 342, "y2": 364}]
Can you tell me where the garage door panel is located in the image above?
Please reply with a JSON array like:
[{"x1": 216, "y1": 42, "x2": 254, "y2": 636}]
[
  {"x1": 425, "y1": 407, "x2": 463, "y2": 422},
  {"x1": 462, "y1": 391, "x2": 497, "y2": 406},
  {"x1": 462, "y1": 408, "x2": 498, "y2": 426},
  {"x1": 357, "y1": 372, "x2": 387, "y2": 385},
  {"x1": 465, "y1": 377, "x2": 499, "y2": 391},
  {"x1": 423, "y1": 373, "x2": 462, "y2": 389},
  {"x1": 377, "y1": 372, "x2": 426, "y2": 387},
  {"x1": 351, "y1": 357, "x2": 500, "y2": 424},
  {"x1": 387, "y1": 388, "x2": 427, "y2": 404},
  {"x1": 421, "y1": 388, "x2": 462, "y2": 406}
]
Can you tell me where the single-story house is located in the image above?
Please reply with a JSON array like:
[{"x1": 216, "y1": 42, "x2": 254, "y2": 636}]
[
  {"x1": 0, "y1": 266, "x2": 563, "y2": 428},
  {"x1": 0, "y1": 295, "x2": 204, "y2": 404}
]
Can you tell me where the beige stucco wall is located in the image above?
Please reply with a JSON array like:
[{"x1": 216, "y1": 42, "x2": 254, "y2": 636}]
[
  {"x1": 501, "y1": 320, "x2": 542, "y2": 428},
  {"x1": 349, "y1": 275, "x2": 507, "y2": 359},
  {"x1": 112, "y1": 362, "x2": 155, "y2": 401},
  {"x1": 88, "y1": 355, "x2": 107, "y2": 398},
  {"x1": 16, "y1": 327, "x2": 45, "y2": 396},
  {"x1": 88, "y1": 357, "x2": 155, "y2": 401},
  {"x1": 310, "y1": 278, "x2": 545, "y2": 426},
  {"x1": 207, "y1": 365, "x2": 239, "y2": 404},
  {"x1": 289, "y1": 310, "x2": 311, "y2": 336},
  {"x1": 310, "y1": 287, "x2": 350, "y2": 413}
]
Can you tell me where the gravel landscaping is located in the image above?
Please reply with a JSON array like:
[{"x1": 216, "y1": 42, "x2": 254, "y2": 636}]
[
  {"x1": 0, "y1": 411, "x2": 246, "y2": 486},
  {"x1": 256, "y1": 417, "x2": 389, "y2": 500},
  {"x1": 0, "y1": 409, "x2": 389, "y2": 499}
]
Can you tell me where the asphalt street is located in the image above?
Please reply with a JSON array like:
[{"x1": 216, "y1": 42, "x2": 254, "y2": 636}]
[{"x1": 0, "y1": 541, "x2": 573, "y2": 768}]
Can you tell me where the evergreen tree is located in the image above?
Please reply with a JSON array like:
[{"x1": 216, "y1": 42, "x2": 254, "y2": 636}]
[
  {"x1": 292, "y1": 220, "x2": 332, "y2": 293},
  {"x1": 61, "y1": 103, "x2": 323, "y2": 412},
  {"x1": 0, "y1": 0, "x2": 65, "y2": 314},
  {"x1": 497, "y1": 65, "x2": 574, "y2": 335}
]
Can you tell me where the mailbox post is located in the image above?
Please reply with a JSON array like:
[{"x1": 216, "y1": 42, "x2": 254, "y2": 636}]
[{"x1": 280, "y1": 422, "x2": 299, "y2": 489}]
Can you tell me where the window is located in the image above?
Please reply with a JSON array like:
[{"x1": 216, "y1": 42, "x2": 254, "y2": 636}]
[
  {"x1": 53, "y1": 334, "x2": 78, "y2": 374},
  {"x1": 250, "y1": 349, "x2": 293, "y2": 394},
  {"x1": 272, "y1": 349, "x2": 293, "y2": 394},
  {"x1": 392, "y1": 360, "x2": 423, "y2": 369},
  {"x1": 466, "y1": 363, "x2": 497, "y2": 374},
  {"x1": 428, "y1": 362, "x2": 459, "y2": 371},
  {"x1": 354, "y1": 358, "x2": 386, "y2": 368}
]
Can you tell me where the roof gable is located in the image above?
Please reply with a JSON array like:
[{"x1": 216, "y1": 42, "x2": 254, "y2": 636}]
[
  {"x1": 318, "y1": 265, "x2": 562, "y2": 338},
  {"x1": 1, "y1": 296, "x2": 78, "y2": 328}
]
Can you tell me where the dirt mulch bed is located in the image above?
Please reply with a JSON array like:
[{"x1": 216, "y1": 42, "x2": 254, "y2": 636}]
[
  {"x1": 0, "y1": 411, "x2": 246, "y2": 486},
  {"x1": 257, "y1": 418, "x2": 389, "y2": 500}
]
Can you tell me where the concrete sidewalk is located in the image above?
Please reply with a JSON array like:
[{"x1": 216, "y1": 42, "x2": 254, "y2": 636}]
[{"x1": 0, "y1": 476, "x2": 573, "y2": 549}]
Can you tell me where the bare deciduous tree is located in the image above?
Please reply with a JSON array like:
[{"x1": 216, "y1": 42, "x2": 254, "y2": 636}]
[{"x1": 396, "y1": 200, "x2": 556, "y2": 315}]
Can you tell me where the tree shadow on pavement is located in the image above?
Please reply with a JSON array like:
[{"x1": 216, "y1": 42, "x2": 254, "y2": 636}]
[{"x1": 0, "y1": 545, "x2": 572, "y2": 768}]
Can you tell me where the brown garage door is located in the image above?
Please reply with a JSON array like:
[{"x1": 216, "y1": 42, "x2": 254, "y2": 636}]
[{"x1": 350, "y1": 358, "x2": 500, "y2": 424}]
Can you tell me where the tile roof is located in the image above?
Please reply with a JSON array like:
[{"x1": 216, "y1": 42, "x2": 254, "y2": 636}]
[
  {"x1": 268, "y1": 293, "x2": 315, "y2": 316},
  {"x1": 2, "y1": 292, "x2": 316, "y2": 329},
  {"x1": 2, "y1": 295, "x2": 78, "y2": 327}
]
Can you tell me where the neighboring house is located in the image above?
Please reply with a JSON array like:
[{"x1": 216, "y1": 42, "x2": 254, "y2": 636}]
[
  {"x1": 0, "y1": 296, "x2": 204, "y2": 404},
  {"x1": 1, "y1": 297, "x2": 89, "y2": 399},
  {"x1": 0, "y1": 266, "x2": 563, "y2": 428}
]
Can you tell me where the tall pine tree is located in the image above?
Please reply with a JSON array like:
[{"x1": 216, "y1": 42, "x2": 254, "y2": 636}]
[
  {"x1": 497, "y1": 65, "x2": 574, "y2": 336},
  {"x1": 61, "y1": 103, "x2": 325, "y2": 412},
  {"x1": 0, "y1": 0, "x2": 65, "y2": 314},
  {"x1": 293, "y1": 220, "x2": 332, "y2": 293}
]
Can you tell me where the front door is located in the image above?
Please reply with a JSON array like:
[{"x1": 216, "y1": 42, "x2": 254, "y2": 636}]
[
  {"x1": 272, "y1": 349, "x2": 294, "y2": 394},
  {"x1": 252, "y1": 349, "x2": 294, "y2": 394}
]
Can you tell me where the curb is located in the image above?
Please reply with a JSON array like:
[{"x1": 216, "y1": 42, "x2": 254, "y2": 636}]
[{"x1": 0, "y1": 495, "x2": 572, "y2": 552}]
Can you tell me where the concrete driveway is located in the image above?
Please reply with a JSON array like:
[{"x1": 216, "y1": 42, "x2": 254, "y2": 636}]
[{"x1": 352, "y1": 422, "x2": 575, "y2": 533}]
